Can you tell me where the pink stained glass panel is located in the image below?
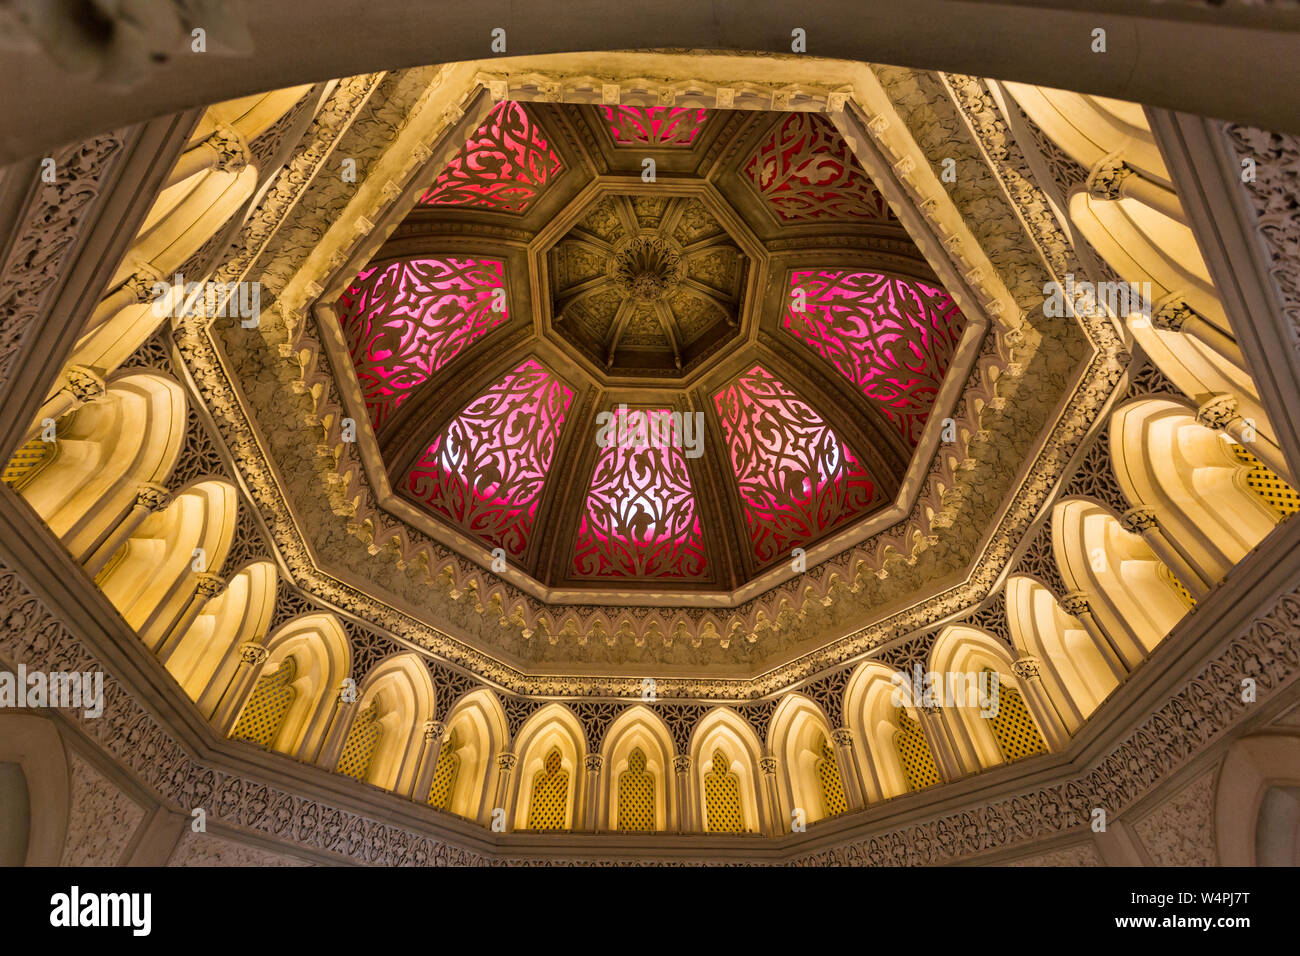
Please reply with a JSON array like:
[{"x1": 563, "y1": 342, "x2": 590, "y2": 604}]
[
  {"x1": 600, "y1": 106, "x2": 708, "y2": 147},
  {"x1": 743, "y1": 112, "x2": 893, "y2": 222},
  {"x1": 573, "y1": 407, "x2": 708, "y2": 578},
  {"x1": 419, "y1": 101, "x2": 562, "y2": 214},
  {"x1": 713, "y1": 365, "x2": 877, "y2": 564},
  {"x1": 336, "y1": 257, "x2": 509, "y2": 430},
  {"x1": 782, "y1": 270, "x2": 966, "y2": 447},
  {"x1": 405, "y1": 358, "x2": 573, "y2": 558}
]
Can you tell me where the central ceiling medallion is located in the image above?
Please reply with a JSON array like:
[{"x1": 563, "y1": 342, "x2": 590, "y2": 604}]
[
  {"x1": 545, "y1": 190, "x2": 754, "y2": 378},
  {"x1": 611, "y1": 235, "x2": 684, "y2": 304}
]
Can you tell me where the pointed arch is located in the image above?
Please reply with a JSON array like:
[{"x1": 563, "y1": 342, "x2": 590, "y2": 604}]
[
  {"x1": 437, "y1": 688, "x2": 508, "y2": 824},
  {"x1": 230, "y1": 612, "x2": 351, "y2": 761},
  {"x1": 342, "y1": 653, "x2": 437, "y2": 794},
  {"x1": 1110, "y1": 397, "x2": 1281, "y2": 583},
  {"x1": 1006, "y1": 574, "x2": 1122, "y2": 732},
  {"x1": 97, "y1": 478, "x2": 237, "y2": 649},
  {"x1": 165, "y1": 559, "x2": 277, "y2": 716},
  {"x1": 767, "y1": 694, "x2": 846, "y2": 826},
  {"x1": 929, "y1": 625, "x2": 1049, "y2": 772},
  {"x1": 16, "y1": 372, "x2": 186, "y2": 561},
  {"x1": 843, "y1": 660, "x2": 941, "y2": 801},
  {"x1": 689, "y1": 708, "x2": 765, "y2": 835},
  {"x1": 1053, "y1": 496, "x2": 1193, "y2": 663},
  {"x1": 601, "y1": 705, "x2": 674, "y2": 832},
  {"x1": 511, "y1": 703, "x2": 586, "y2": 831}
]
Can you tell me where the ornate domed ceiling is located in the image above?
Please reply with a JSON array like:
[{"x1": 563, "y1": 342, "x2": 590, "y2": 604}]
[{"x1": 326, "y1": 101, "x2": 977, "y2": 594}]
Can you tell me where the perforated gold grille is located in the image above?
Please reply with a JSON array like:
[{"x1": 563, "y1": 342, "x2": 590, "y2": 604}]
[
  {"x1": 2, "y1": 438, "x2": 53, "y2": 488},
  {"x1": 427, "y1": 733, "x2": 459, "y2": 809},
  {"x1": 1158, "y1": 562, "x2": 1197, "y2": 607},
  {"x1": 893, "y1": 710, "x2": 940, "y2": 791},
  {"x1": 1231, "y1": 442, "x2": 1300, "y2": 518},
  {"x1": 814, "y1": 735, "x2": 848, "y2": 817},
  {"x1": 985, "y1": 670, "x2": 1047, "y2": 763},
  {"x1": 231, "y1": 657, "x2": 296, "y2": 749},
  {"x1": 337, "y1": 700, "x2": 381, "y2": 781},
  {"x1": 704, "y1": 749, "x2": 744, "y2": 833},
  {"x1": 526, "y1": 747, "x2": 570, "y2": 830},
  {"x1": 617, "y1": 747, "x2": 656, "y2": 831}
]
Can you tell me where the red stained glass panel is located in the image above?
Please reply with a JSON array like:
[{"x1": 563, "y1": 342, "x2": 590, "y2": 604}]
[
  {"x1": 600, "y1": 105, "x2": 708, "y2": 147},
  {"x1": 743, "y1": 112, "x2": 893, "y2": 222},
  {"x1": 713, "y1": 366, "x2": 877, "y2": 564},
  {"x1": 336, "y1": 257, "x2": 509, "y2": 430},
  {"x1": 573, "y1": 407, "x2": 707, "y2": 578},
  {"x1": 419, "y1": 101, "x2": 562, "y2": 214},
  {"x1": 782, "y1": 270, "x2": 966, "y2": 446},
  {"x1": 405, "y1": 358, "x2": 573, "y2": 558}
]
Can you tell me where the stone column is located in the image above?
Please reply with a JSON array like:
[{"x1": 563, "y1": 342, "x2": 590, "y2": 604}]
[
  {"x1": 830, "y1": 727, "x2": 867, "y2": 810},
  {"x1": 759, "y1": 755, "x2": 782, "y2": 836},
  {"x1": 582, "y1": 754, "x2": 603, "y2": 831},
  {"x1": 1152, "y1": 297, "x2": 1245, "y2": 369},
  {"x1": 210, "y1": 641, "x2": 267, "y2": 732},
  {"x1": 1198, "y1": 392, "x2": 1294, "y2": 485},
  {"x1": 1011, "y1": 657, "x2": 1070, "y2": 750},
  {"x1": 82, "y1": 482, "x2": 171, "y2": 574},
  {"x1": 29, "y1": 365, "x2": 106, "y2": 443},
  {"x1": 491, "y1": 753, "x2": 517, "y2": 831},
  {"x1": 1121, "y1": 506, "x2": 1212, "y2": 599},
  {"x1": 317, "y1": 684, "x2": 360, "y2": 769},
  {"x1": 165, "y1": 125, "x2": 250, "y2": 188},
  {"x1": 411, "y1": 720, "x2": 446, "y2": 804},
  {"x1": 153, "y1": 571, "x2": 223, "y2": 657},
  {"x1": 1061, "y1": 591, "x2": 1136, "y2": 675},
  {"x1": 672, "y1": 755, "x2": 692, "y2": 833},
  {"x1": 916, "y1": 704, "x2": 964, "y2": 780},
  {"x1": 1086, "y1": 156, "x2": 1185, "y2": 223},
  {"x1": 79, "y1": 264, "x2": 167, "y2": 346}
]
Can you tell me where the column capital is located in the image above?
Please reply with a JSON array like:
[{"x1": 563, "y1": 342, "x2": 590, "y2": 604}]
[
  {"x1": 59, "y1": 364, "x2": 106, "y2": 407},
  {"x1": 1196, "y1": 393, "x2": 1241, "y2": 430},
  {"x1": 496, "y1": 752, "x2": 517, "y2": 772},
  {"x1": 1061, "y1": 591, "x2": 1091, "y2": 617},
  {"x1": 236, "y1": 642, "x2": 268, "y2": 667},
  {"x1": 1012, "y1": 657, "x2": 1043, "y2": 681},
  {"x1": 583, "y1": 754, "x2": 603, "y2": 773},
  {"x1": 193, "y1": 571, "x2": 224, "y2": 598},
  {"x1": 1151, "y1": 294, "x2": 1196, "y2": 333},
  {"x1": 424, "y1": 719, "x2": 446, "y2": 742},
  {"x1": 134, "y1": 482, "x2": 171, "y2": 513},
  {"x1": 1086, "y1": 156, "x2": 1135, "y2": 201},
  {"x1": 205, "y1": 125, "x2": 251, "y2": 174},
  {"x1": 122, "y1": 262, "x2": 166, "y2": 303},
  {"x1": 831, "y1": 727, "x2": 855, "y2": 747},
  {"x1": 759, "y1": 756, "x2": 779, "y2": 775},
  {"x1": 1121, "y1": 507, "x2": 1159, "y2": 534},
  {"x1": 672, "y1": 755, "x2": 692, "y2": 774}
]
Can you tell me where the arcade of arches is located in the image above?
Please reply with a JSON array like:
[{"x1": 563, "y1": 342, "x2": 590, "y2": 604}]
[{"x1": 1, "y1": 38, "x2": 1299, "y2": 867}]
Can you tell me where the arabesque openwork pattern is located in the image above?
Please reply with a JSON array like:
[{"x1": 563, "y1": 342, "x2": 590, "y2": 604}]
[
  {"x1": 601, "y1": 105, "x2": 708, "y2": 147},
  {"x1": 714, "y1": 365, "x2": 878, "y2": 564},
  {"x1": 336, "y1": 257, "x2": 509, "y2": 429},
  {"x1": 419, "y1": 101, "x2": 562, "y2": 214},
  {"x1": 573, "y1": 407, "x2": 707, "y2": 578},
  {"x1": 743, "y1": 112, "x2": 893, "y2": 223},
  {"x1": 783, "y1": 270, "x2": 967, "y2": 446},
  {"x1": 406, "y1": 358, "x2": 573, "y2": 559}
]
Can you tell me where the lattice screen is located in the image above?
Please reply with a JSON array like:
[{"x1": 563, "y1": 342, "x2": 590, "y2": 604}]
[
  {"x1": 617, "y1": 747, "x2": 656, "y2": 831},
  {"x1": 2, "y1": 438, "x2": 53, "y2": 488},
  {"x1": 526, "y1": 747, "x2": 570, "y2": 830},
  {"x1": 427, "y1": 733, "x2": 459, "y2": 809},
  {"x1": 1231, "y1": 443, "x2": 1300, "y2": 518},
  {"x1": 815, "y1": 735, "x2": 848, "y2": 817},
  {"x1": 337, "y1": 700, "x2": 382, "y2": 781},
  {"x1": 985, "y1": 670, "x2": 1047, "y2": 763},
  {"x1": 1157, "y1": 562, "x2": 1197, "y2": 608},
  {"x1": 704, "y1": 749, "x2": 744, "y2": 833},
  {"x1": 231, "y1": 657, "x2": 296, "y2": 749},
  {"x1": 893, "y1": 710, "x2": 941, "y2": 791}
]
